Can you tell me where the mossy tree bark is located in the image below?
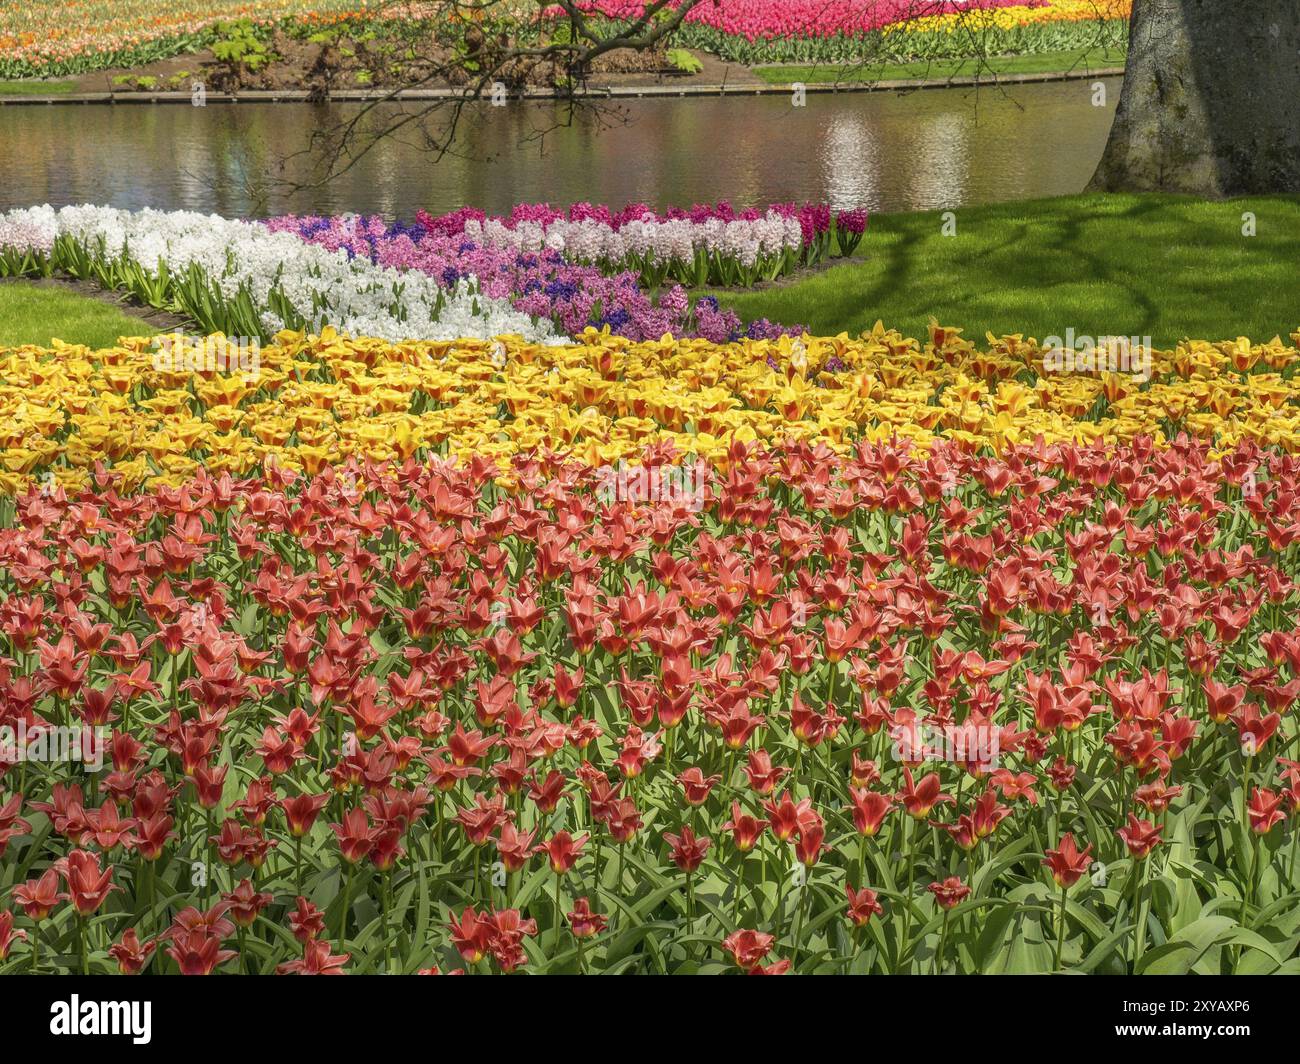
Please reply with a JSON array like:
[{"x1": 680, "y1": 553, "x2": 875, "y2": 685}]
[{"x1": 1089, "y1": 0, "x2": 1300, "y2": 195}]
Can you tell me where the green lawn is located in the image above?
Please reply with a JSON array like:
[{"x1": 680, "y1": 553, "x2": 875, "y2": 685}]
[
  {"x1": 7, "y1": 195, "x2": 1299, "y2": 351},
  {"x1": 715, "y1": 194, "x2": 1300, "y2": 347},
  {"x1": 0, "y1": 281, "x2": 156, "y2": 348},
  {"x1": 0, "y1": 79, "x2": 77, "y2": 96},
  {"x1": 754, "y1": 48, "x2": 1126, "y2": 85}
]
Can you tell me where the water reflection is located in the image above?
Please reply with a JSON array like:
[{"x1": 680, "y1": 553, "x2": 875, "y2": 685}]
[
  {"x1": 822, "y1": 112, "x2": 879, "y2": 210},
  {"x1": 0, "y1": 80, "x2": 1117, "y2": 219}
]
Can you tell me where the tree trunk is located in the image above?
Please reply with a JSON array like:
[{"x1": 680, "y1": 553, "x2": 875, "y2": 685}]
[{"x1": 1089, "y1": 0, "x2": 1300, "y2": 195}]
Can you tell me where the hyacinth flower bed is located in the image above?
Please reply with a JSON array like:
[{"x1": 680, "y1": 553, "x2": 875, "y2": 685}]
[
  {"x1": 551, "y1": 0, "x2": 1132, "y2": 66},
  {"x1": 2, "y1": 416, "x2": 1300, "y2": 974},
  {"x1": 263, "y1": 199, "x2": 872, "y2": 341},
  {"x1": 0, "y1": 204, "x2": 826, "y2": 345}
]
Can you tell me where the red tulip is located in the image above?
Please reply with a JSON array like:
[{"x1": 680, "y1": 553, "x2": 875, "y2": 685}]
[
  {"x1": 277, "y1": 938, "x2": 351, "y2": 975},
  {"x1": 793, "y1": 819, "x2": 829, "y2": 867},
  {"x1": 567, "y1": 897, "x2": 607, "y2": 939},
  {"x1": 743, "y1": 749, "x2": 788, "y2": 794},
  {"x1": 676, "y1": 766, "x2": 721, "y2": 806},
  {"x1": 721, "y1": 801, "x2": 765, "y2": 852},
  {"x1": 1247, "y1": 788, "x2": 1286, "y2": 834},
  {"x1": 485, "y1": 908, "x2": 537, "y2": 972},
  {"x1": 57, "y1": 849, "x2": 120, "y2": 916},
  {"x1": 289, "y1": 897, "x2": 326, "y2": 944},
  {"x1": 1116, "y1": 814, "x2": 1164, "y2": 859},
  {"x1": 0, "y1": 910, "x2": 27, "y2": 960},
  {"x1": 109, "y1": 928, "x2": 156, "y2": 974},
  {"x1": 1043, "y1": 833, "x2": 1094, "y2": 888},
  {"x1": 12, "y1": 868, "x2": 64, "y2": 921},
  {"x1": 448, "y1": 906, "x2": 494, "y2": 965},
  {"x1": 897, "y1": 767, "x2": 953, "y2": 818},
  {"x1": 722, "y1": 929, "x2": 774, "y2": 970},
  {"x1": 663, "y1": 825, "x2": 710, "y2": 873},
  {"x1": 495, "y1": 822, "x2": 537, "y2": 872},
  {"x1": 536, "y1": 830, "x2": 587, "y2": 874},
  {"x1": 849, "y1": 788, "x2": 894, "y2": 837},
  {"x1": 165, "y1": 928, "x2": 237, "y2": 976},
  {"x1": 845, "y1": 885, "x2": 883, "y2": 926},
  {"x1": 927, "y1": 877, "x2": 971, "y2": 910},
  {"x1": 223, "y1": 880, "x2": 273, "y2": 928}
]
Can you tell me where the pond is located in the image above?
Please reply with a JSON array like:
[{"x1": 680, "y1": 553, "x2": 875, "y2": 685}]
[{"x1": 1, "y1": 78, "x2": 1118, "y2": 219}]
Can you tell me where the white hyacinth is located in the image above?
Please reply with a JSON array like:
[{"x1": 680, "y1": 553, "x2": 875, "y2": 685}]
[
  {"x1": 0, "y1": 204, "x2": 565, "y2": 344},
  {"x1": 459, "y1": 209, "x2": 804, "y2": 271}
]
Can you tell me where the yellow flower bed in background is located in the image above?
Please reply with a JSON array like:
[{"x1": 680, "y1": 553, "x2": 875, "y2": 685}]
[
  {"x1": 1, "y1": 322, "x2": 1297, "y2": 494},
  {"x1": 894, "y1": 0, "x2": 1132, "y2": 35}
]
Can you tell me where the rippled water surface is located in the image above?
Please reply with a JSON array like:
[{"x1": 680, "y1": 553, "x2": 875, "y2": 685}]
[{"x1": 1, "y1": 79, "x2": 1118, "y2": 218}]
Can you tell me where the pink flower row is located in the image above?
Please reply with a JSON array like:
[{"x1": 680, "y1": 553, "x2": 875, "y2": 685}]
[
  {"x1": 416, "y1": 201, "x2": 868, "y2": 287},
  {"x1": 542, "y1": 0, "x2": 1046, "y2": 42}
]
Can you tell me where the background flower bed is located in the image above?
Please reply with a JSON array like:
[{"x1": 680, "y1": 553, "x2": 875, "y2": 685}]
[
  {"x1": 0, "y1": 0, "x2": 369, "y2": 79},
  {"x1": 552, "y1": 0, "x2": 1131, "y2": 65},
  {"x1": 558, "y1": 0, "x2": 1050, "y2": 39},
  {"x1": 0, "y1": 0, "x2": 1131, "y2": 81}
]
